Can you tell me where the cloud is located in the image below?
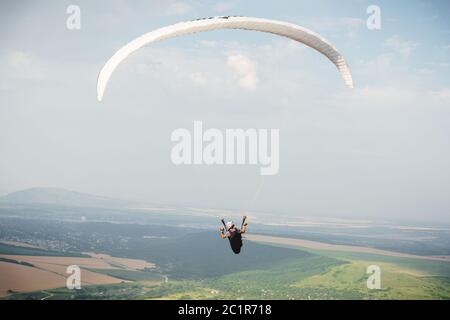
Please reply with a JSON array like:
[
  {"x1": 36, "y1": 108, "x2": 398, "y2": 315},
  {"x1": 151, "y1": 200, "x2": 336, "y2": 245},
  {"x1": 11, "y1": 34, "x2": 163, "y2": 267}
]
[
  {"x1": 416, "y1": 68, "x2": 435, "y2": 75},
  {"x1": 336, "y1": 17, "x2": 366, "y2": 28},
  {"x1": 197, "y1": 40, "x2": 218, "y2": 48},
  {"x1": 427, "y1": 61, "x2": 450, "y2": 68},
  {"x1": 384, "y1": 35, "x2": 420, "y2": 58},
  {"x1": 189, "y1": 72, "x2": 207, "y2": 86},
  {"x1": 163, "y1": 2, "x2": 192, "y2": 16},
  {"x1": 305, "y1": 16, "x2": 365, "y2": 41},
  {"x1": 308, "y1": 17, "x2": 365, "y2": 31},
  {"x1": 227, "y1": 54, "x2": 258, "y2": 90},
  {"x1": 0, "y1": 51, "x2": 46, "y2": 86},
  {"x1": 8, "y1": 51, "x2": 33, "y2": 68},
  {"x1": 430, "y1": 88, "x2": 450, "y2": 104},
  {"x1": 213, "y1": 1, "x2": 238, "y2": 13}
]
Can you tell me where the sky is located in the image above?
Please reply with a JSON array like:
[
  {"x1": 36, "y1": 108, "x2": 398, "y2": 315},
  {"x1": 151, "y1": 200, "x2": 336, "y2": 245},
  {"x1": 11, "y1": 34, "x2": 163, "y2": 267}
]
[{"x1": 0, "y1": 0, "x2": 450, "y2": 223}]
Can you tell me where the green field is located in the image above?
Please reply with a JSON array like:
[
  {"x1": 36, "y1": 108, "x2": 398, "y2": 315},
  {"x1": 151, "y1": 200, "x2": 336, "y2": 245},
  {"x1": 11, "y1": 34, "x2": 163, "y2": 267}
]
[
  {"x1": 4, "y1": 243, "x2": 449, "y2": 300},
  {"x1": 1, "y1": 214, "x2": 449, "y2": 300}
]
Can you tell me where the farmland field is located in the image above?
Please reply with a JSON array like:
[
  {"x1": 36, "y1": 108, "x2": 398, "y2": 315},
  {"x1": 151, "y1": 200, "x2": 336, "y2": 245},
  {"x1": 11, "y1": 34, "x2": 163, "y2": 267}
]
[
  {"x1": 0, "y1": 199, "x2": 449, "y2": 300},
  {"x1": 0, "y1": 245, "x2": 157, "y2": 297}
]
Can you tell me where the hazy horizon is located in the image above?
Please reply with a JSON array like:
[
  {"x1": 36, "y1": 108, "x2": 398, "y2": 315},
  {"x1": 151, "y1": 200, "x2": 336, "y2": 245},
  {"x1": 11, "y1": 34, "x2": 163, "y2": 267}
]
[{"x1": 1, "y1": 0, "x2": 450, "y2": 223}]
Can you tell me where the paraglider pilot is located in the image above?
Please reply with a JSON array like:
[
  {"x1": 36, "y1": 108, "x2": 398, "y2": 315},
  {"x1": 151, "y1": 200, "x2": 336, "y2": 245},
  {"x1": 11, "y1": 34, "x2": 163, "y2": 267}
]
[{"x1": 220, "y1": 216, "x2": 248, "y2": 254}]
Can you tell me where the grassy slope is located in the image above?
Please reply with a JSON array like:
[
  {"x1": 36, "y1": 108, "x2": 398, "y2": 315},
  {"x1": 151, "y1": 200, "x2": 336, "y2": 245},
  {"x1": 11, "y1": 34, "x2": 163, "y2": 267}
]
[
  {"x1": 138, "y1": 242, "x2": 450, "y2": 300},
  {"x1": 3, "y1": 239, "x2": 449, "y2": 300},
  {"x1": 294, "y1": 260, "x2": 450, "y2": 300},
  {"x1": 242, "y1": 241, "x2": 450, "y2": 299}
]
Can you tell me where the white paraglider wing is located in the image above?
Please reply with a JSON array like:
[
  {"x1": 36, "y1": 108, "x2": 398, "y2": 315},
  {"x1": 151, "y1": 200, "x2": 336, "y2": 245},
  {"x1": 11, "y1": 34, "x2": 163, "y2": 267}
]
[{"x1": 97, "y1": 16, "x2": 354, "y2": 101}]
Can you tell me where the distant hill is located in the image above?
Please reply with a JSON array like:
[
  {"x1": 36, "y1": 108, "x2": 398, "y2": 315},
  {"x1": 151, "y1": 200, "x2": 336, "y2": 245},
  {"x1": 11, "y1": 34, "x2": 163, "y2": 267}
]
[{"x1": 0, "y1": 187, "x2": 134, "y2": 208}]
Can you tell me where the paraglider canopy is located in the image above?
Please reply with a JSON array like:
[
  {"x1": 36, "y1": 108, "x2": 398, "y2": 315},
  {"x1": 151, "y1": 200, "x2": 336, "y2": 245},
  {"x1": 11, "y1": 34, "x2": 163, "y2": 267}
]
[{"x1": 97, "y1": 16, "x2": 354, "y2": 101}]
